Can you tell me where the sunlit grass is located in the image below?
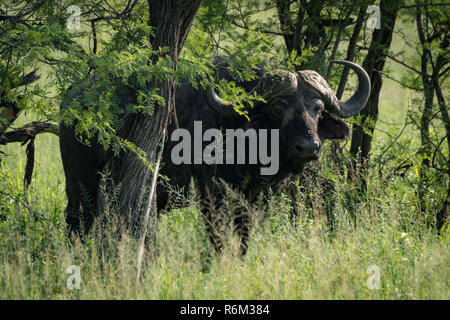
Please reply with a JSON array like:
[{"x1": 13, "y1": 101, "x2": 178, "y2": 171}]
[{"x1": 0, "y1": 151, "x2": 448, "y2": 299}]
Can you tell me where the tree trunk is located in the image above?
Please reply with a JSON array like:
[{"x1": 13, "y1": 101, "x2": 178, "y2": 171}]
[
  {"x1": 104, "y1": 0, "x2": 203, "y2": 232},
  {"x1": 275, "y1": 0, "x2": 327, "y2": 71},
  {"x1": 275, "y1": 0, "x2": 297, "y2": 53},
  {"x1": 415, "y1": 4, "x2": 434, "y2": 216},
  {"x1": 336, "y1": 3, "x2": 368, "y2": 99},
  {"x1": 300, "y1": 0, "x2": 325, "y2": 70},
  {"x1": 329, "y1": 3, "x2": 368, "y2": 172},
  {"x1": 434, "y1": 78, "x2": 450, "y2": 230},
  {"x1": 349, "y1": 0, "x2": 400, "y2": 188}
]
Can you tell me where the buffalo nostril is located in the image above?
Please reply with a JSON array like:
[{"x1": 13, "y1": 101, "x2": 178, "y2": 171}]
[
  {"x1": 312, "y1": 140, "x2": 320, "y2": 153},
  {"x1": 295, "y1": 140, "x2": 320, "y2": 158}
]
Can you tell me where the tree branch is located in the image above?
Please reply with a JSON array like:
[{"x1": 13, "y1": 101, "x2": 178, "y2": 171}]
[{"x1": 0, "y1": 122, "x2": 59, "y2": 145}]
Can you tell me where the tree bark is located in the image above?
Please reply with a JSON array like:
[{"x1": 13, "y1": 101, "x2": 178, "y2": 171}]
[
  {"x1": 0, "y1": 121, "x2": 58, "y2": 145},
  {"x1": 104, "y1": 0, "x2": 203, "y2": 232},
  {"x1": 336, "y1": 3, "x2": 368, "y2": 99},
  {"x1": 349, "y1": 0, "x2": 400, "y2": 188},
  {"x1": 275, "y1": 0, "x2": 328, "y2": 71},
  {"x1": 275, "y1": 0, "x2": 296, "y2": 52},
  {"x1": 434, "y1": 78, "x2": 450, "y2": 230},
  {"x1": 432, "y1": 31, "x2": 449, "y2": 230},
  {"x1": 0, "y1": 121, "x2": 58, "y2": 188},
  {"x1": 415, "y1": 3, "x2": 440, "y2": 216},
  {"x1": 300, "y1": 0, "x2": 326, "y2": 70},
  {"x1": 329, "y1": 3, "x2": 368, "y2": 172}
]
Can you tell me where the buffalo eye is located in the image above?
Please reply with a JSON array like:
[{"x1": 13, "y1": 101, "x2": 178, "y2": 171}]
[
  {"x1": 311, "y1": 98, "x2": 324, "y2": 115},
  {"x1": 270, "y1": 101, "x2": 286, "y2": 115}
]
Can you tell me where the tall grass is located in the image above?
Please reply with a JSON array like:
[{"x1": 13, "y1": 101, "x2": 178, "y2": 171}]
[{"x1": 0, "y1": 145, "x2": 448, "y2": 299}]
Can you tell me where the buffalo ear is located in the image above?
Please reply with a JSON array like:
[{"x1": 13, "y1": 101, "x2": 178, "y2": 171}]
[{"x1": 318, "y1": 112, "x2": 350, "y2": 140}]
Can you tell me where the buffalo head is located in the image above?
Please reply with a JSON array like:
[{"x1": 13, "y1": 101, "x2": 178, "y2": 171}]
[{"x1": 204, "y1": 60, "x2": 371, "y2": 172}]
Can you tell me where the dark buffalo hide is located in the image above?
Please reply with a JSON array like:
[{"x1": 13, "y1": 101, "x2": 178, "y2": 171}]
[{"x1": 60, "y1": 58, "x2": 370, "y2": 253}]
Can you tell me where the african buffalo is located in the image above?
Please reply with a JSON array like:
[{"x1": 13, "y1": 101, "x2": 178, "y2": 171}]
[{"x1": 59, "y1": 58, "x2": 370, "y2": 252}]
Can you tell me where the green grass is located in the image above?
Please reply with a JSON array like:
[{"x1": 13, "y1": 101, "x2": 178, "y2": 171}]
[{"x1": 0, "y1": 140, "x2": 448, "y2": 299}]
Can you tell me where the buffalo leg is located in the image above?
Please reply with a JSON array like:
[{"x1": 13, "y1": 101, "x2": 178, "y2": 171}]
[
  {"x1": 233, "y1": 208, "x2": 250, "y2": 255},
  {"x1": 59, "y1": 120, "x2": 106, "y2": 235},
  {"x1": 202, "y1": 207, "x2": 224, "y2": 253},
  {"x1": 64, "y1": 182, "x2": 82, "y2": 234}
]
